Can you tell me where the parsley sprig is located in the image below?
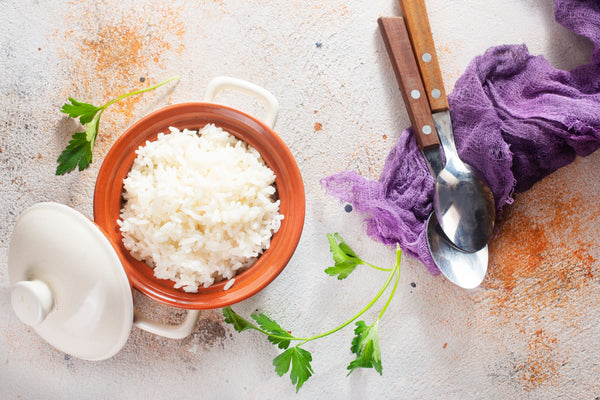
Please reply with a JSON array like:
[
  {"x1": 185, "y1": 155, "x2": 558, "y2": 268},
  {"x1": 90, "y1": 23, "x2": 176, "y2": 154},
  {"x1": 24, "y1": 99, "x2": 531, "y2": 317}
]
[
  {"x1": 56, "y1": 76, "x2": 179, "y2": 175},
  {"x1": 223, "y1": 233, "x2": 402, "y2": 392}
]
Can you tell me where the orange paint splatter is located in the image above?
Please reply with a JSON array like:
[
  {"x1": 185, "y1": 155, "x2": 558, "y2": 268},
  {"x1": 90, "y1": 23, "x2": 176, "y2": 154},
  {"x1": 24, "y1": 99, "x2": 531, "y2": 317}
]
[
  {"x1": 487, "y1": 210, "x2": 549, "y2": 293},
  {"x1": 56, "y1": 2, "x2": 186, "y2": 157},
  {"x1": 517, "y1": 329, "x2": 560, "y2": 390},
  {"x1": 314, "y1": 122, "x2": 323, "y2": 132},
  {"x1": 442, "y1": 342, "x2": 448, "y2": 349},
  {"x1": 478, "y1": 187, "x2": 596, "y2": 390},
  {"x1": 486, "y1": 192, "x2": 595, "y2": 303},
  {"x1": 572, "y1": 243, "x2": 595, "y2": 278}
]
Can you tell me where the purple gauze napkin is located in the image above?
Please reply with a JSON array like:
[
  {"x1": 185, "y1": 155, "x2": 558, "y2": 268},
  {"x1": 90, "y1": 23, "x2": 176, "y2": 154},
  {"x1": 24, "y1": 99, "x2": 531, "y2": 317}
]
[{"x1": 321, "y1": 0, "x2": 600, "y2": 274}]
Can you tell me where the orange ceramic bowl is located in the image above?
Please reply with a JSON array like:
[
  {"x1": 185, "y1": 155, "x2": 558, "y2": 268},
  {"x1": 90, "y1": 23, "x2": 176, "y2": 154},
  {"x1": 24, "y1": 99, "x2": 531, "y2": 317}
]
[{"x1": 93, "y1": 102, "x2": 305, "y2": 310}]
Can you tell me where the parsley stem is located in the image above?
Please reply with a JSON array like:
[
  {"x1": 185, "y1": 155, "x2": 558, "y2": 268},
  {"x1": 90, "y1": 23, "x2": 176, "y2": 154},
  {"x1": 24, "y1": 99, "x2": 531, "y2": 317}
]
[
  {"x1": 377, "y1": 247, "x2": 401, "y2": 320},
  {"x1": 363, "y1": 261, "x2": 394, "y2": 272},
  {"x1": 240, "y1": 246, "x2": 402, "y2": 345},
  {"x1": 101, "y1": 76, "x2": 179, "y2": 110},
  {"x1": 300, "y1": 247, "x2": 401, "y2": 344}
]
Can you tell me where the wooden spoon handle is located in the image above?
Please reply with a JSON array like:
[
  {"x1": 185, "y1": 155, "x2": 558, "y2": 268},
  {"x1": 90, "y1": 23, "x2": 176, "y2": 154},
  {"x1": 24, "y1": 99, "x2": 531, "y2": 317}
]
[
  {"x1": 398, "y1": 0, "x2": 449, "y2": 112},
  {"x1": 378, "y1": 16, "x2": 440, "y2": 150}
]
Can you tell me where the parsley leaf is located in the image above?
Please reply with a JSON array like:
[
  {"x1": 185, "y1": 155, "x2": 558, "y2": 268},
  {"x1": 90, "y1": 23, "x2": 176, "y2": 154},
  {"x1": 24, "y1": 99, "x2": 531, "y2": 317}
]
[
  {"x1": 324, "y1": 233, "x2": 364, "y2": 279},
  {"x1": 55, "y1": 131, "x2": 92, "y2": 175},
  {"x1": 56, "y1": 112, "x2": 102, "y2": 175},
  {"x1": 222, "y1": 306, "x2": 259, "y2": 332},
  {"x1": 273, "y1": 346, "x2": 314, "y2": 393},
  {"x1": 224, "y1": 308, "x2": 296, "y2": 350},
  {"x1": 251, "y1": 312, "x2": 293, "y2": 349},
  {"x1": 347, "y1": 320, "x2": 382, "y2": 375},
  {"x1": 56, "y1": 76, "x2": 179, "y2": 175},
  {"x1": 61, "y1": 97, "x2": 102, "y2": 125}
]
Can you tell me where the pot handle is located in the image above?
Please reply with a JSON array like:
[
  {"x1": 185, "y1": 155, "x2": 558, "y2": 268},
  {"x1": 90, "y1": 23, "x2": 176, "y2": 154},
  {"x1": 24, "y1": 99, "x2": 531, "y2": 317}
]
[
  {"x1": 204, "y1": 76, "x2": 280, "y2": 129},
  {"x1": 133, "y1": 309, "x2": 201, "y2": 340}
]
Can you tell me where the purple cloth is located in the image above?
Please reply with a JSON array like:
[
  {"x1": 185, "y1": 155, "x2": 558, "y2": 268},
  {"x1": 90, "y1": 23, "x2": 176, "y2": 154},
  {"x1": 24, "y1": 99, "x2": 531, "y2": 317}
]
[{"x1": 321, "y1": 0, "x2": 600, "y2": 274}]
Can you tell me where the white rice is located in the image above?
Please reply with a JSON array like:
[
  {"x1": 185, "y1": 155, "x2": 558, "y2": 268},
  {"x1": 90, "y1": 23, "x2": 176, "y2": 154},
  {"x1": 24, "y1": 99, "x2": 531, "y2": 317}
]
[
  {"x1": 118, "y1": 125, "x2": 283, "y2": 292},
  {"x1": 223, "y1": 278, "x2": 236, "y2": 291}
]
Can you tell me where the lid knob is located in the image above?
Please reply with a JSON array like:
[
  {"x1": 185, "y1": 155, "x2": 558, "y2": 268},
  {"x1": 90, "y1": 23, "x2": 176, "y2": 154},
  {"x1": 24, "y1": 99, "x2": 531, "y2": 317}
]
[{"x1": 11, "y1": 280, "x2": 54, "y2": 326}]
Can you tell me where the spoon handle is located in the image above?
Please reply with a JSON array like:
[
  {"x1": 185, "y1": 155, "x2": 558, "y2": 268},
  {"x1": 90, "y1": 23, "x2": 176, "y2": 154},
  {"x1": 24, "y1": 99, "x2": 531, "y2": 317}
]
[
  {"x1": 378, "y1": 17, "x2": 440, "y2": 150},
  {"x1": 398, "y1": 0, "x2": 449, "y2": 113}
]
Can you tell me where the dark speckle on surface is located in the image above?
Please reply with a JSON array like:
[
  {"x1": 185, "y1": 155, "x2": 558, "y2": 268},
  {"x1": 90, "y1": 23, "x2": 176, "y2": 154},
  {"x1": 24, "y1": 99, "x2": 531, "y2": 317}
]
[
  {"x1": 315, "y1": 42, "x2": 322, "y2": 48},
  {"x1": 139, "y1": 76, "x2": 146, "y2": 82},
  {"x1": 64, "y1": 354, "x2": 74, "y2": 370},
  {"x1": 344, "y1": 204, "x2": 353, "y2": 213},
  {"x1": 193, "y1": 317, "x2": 227, "y2": 345},
  {"x1": 410, "y1": 282, "x2": 416, "y2": 288}
]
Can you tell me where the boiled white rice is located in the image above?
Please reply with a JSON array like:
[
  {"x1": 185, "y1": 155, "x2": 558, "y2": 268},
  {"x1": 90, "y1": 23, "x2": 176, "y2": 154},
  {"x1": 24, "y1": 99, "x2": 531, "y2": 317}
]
[{"x1": 118, "y1": 125, "x2": 283, "y2": 292}]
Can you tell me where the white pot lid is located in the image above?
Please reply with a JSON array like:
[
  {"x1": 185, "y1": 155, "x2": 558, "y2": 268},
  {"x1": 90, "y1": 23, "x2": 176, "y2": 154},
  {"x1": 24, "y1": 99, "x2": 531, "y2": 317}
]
[{"x1": 8, "y1": 202, "x2": 134, "y2": 360}]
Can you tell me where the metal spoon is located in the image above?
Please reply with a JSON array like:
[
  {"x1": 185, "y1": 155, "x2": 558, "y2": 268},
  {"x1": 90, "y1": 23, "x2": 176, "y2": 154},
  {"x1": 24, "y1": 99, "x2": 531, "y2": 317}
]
[
  {"x1": 397, "y1": 0, "x2": 495, "y2": 252},
  {"x1": 378, "y1": 16, "x2": 489, "y2": 288},
  {"x1": 426, "y1": 212, "x2": 488, "y2": 289}
]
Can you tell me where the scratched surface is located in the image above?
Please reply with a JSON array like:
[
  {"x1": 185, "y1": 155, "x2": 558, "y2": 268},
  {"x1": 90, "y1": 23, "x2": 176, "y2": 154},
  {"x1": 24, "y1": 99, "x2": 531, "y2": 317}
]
[{"x1": 1, "y1": 1, "x2": 599, "y2": 399}]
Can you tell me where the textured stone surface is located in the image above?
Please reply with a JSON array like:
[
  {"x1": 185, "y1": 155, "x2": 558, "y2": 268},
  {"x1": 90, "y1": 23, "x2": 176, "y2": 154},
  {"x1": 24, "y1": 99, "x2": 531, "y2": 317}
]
[{"x1": 1, "y1": 1, "x2": 598, "y2": 398}]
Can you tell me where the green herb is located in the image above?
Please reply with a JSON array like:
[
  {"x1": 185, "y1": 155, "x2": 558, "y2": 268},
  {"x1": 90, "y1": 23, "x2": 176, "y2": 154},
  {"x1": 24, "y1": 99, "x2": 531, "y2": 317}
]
[
  {"x1": 56, "y1": 76, "x2": 179, "y2": 175},
  {"x1": 325, "y1": 232, "x2": 389, "y2": 279},
  {"x1": 223, "y1": 233, "x2": 402, "y2": 392},
  {"x1": 348, "y1": 320, "x2": 382, "y2": 375}
]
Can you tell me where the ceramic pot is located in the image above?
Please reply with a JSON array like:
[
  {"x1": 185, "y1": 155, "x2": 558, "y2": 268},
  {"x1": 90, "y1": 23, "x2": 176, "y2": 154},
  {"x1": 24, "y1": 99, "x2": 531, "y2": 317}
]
[
  {"x1": 94, "y1": 76, "x2": 305, "y2": 310},
  {"x1": 8, "y1": 77, "x2": 305, "y2": 360}
]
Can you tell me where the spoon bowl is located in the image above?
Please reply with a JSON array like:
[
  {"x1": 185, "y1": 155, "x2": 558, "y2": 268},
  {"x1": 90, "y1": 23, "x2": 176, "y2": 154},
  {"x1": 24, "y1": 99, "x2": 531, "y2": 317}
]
[{"x1": 426, "y1": 212, "x2": 488, "y2": 289}]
